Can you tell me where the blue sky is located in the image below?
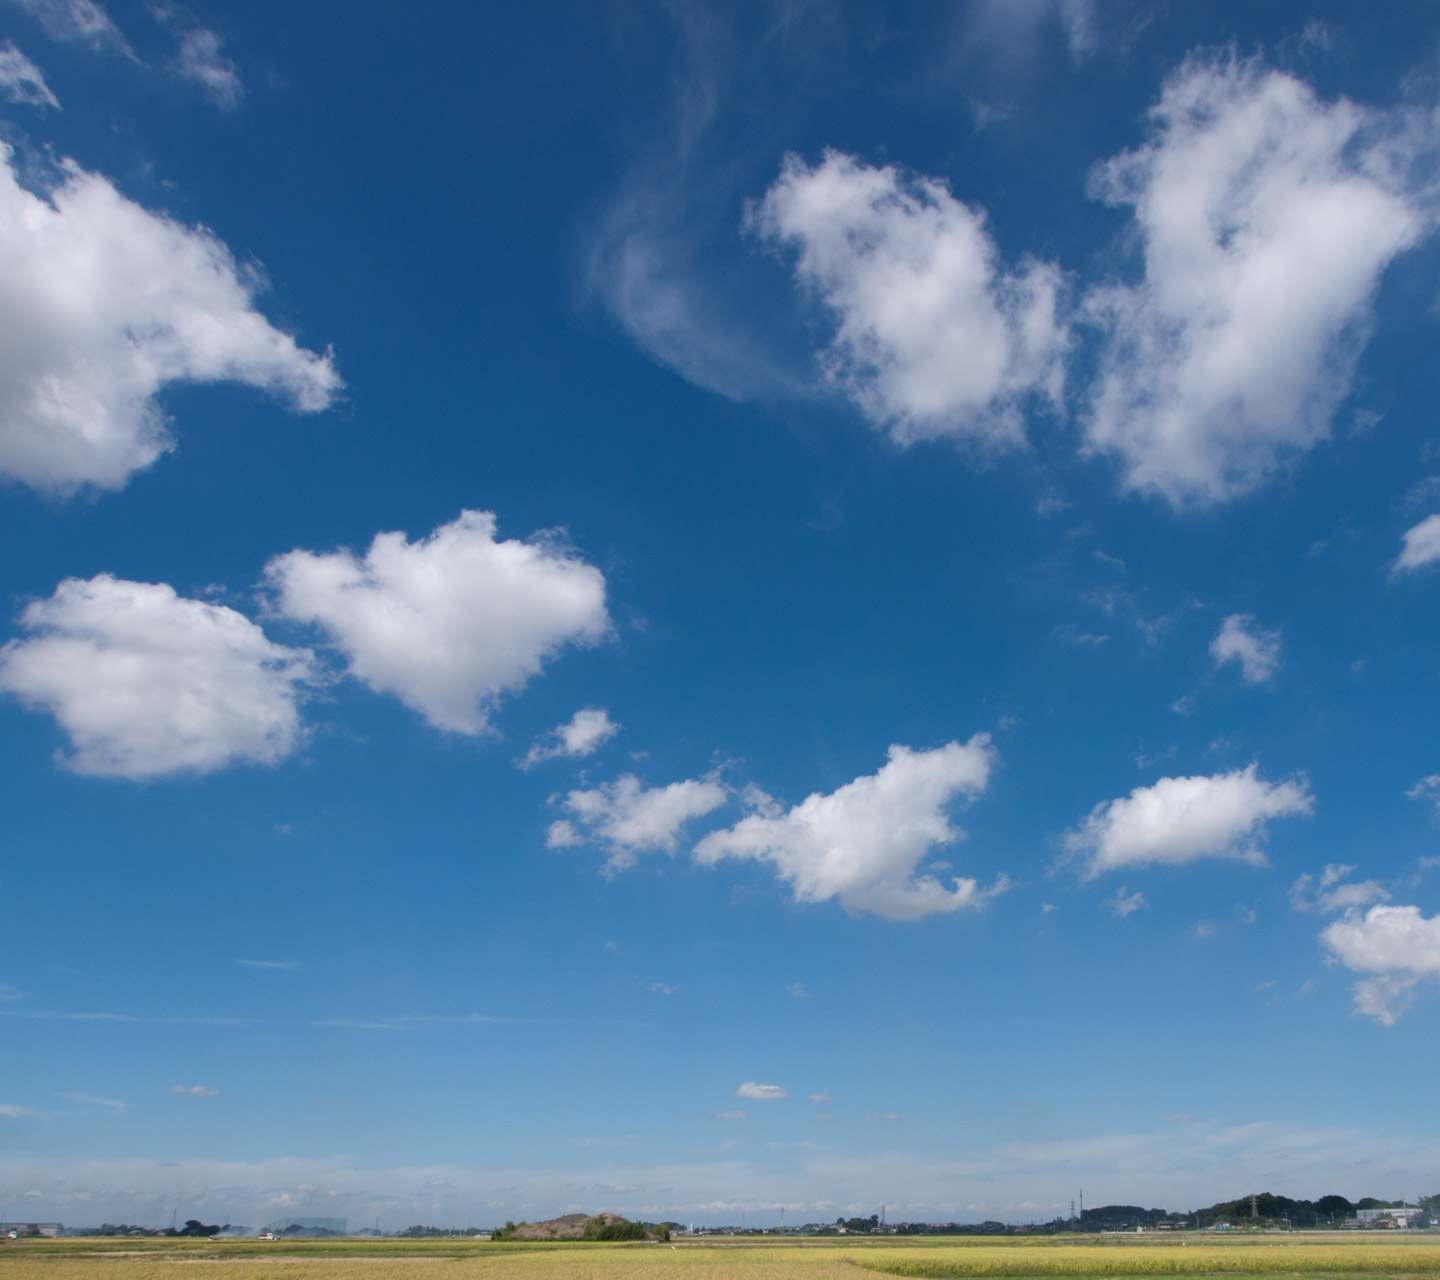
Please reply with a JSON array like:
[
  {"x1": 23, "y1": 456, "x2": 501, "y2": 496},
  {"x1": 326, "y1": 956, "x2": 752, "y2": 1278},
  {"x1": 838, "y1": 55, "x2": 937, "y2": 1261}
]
[{"x1": 1, "y1": 0, "x2": 1440, "y2": 1231}]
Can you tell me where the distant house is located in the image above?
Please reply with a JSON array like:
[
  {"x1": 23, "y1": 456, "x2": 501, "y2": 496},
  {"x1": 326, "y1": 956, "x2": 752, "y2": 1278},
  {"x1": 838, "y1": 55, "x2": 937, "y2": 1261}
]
[{"x1": 1355, "y1": 1209, "x2": 1419, "y2": 1228}]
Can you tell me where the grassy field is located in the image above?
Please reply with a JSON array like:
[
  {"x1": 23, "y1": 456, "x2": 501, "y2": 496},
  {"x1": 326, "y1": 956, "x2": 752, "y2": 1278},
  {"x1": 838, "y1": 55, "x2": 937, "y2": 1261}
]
[{"x1": 3, "y1": 1234, "x2": 1440, "y2": 1280}]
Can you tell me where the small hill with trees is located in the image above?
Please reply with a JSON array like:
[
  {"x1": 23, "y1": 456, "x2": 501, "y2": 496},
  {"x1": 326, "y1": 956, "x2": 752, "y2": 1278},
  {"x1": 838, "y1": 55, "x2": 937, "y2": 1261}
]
[{"x1": 491, "y1": 1213, "x2": 668, "y2": 1242}]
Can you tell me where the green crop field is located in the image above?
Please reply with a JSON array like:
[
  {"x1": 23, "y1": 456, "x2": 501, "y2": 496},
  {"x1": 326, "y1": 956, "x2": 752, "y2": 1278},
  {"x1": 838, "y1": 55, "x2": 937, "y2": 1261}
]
[{"x1": 4, "y1": 1235, "x2": 1440, "y2": 1280}]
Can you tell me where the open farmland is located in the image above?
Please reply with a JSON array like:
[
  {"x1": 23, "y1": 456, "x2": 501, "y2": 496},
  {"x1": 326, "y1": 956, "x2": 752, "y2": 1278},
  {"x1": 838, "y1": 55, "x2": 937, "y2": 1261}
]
[{"x1": 4, "y1": 1235, "x2": 1440, "y2": 1280}]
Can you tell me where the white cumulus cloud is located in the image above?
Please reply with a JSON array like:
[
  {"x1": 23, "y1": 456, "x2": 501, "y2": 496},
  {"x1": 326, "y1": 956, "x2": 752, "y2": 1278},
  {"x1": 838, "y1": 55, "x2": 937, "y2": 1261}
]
[
  {"x1": 0, "y1": 575, "x2": 314, "y2": 779},
  {"x1": 173, "y1": 28, "x2": 241, "y2": 110},
  {"x1": 266, "y1": 511, "x2": 609, "y2": 735},
  {"x1": 548, "y1": 773, "x2": 728, "y2": 873},
  {"x1": 694, "y1": 736, "x2": 1001, "y2": 921},
  {"x1": 1210, "y1": 613, "x2": 1282, "y2": 683},
  {"x1": 751, "y1": 151, "x2": 1067, "y2": 447},
  {"x1": 734, "y1": 1082, "x2": 787, "y2": 1100},
  {"x1": 0, "y1": 40, "x2": 57, "y2": 106},
  {"x1": 1067, "y1": 765, "x2": 1313, "y2": 876},
  {"x1": 0, "y1": 146, "x2": 340, "y2": 493},
  {"x1": 521, "y1": 706, "x2": 620, "y2": 768},
  {"x1": 1084, "y1": 53, "x2": 1424, "y2": 505},
  {"x1": 1393, "y1": 514, "x2": 1440, "y2": 574},
  {"x1": 1320, "y1": 903, "x2": 1440, "y2": 1025}
]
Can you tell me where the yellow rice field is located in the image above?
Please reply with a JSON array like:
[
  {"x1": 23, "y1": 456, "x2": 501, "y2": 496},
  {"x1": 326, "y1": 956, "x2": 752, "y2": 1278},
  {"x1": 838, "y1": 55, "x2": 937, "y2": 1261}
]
[{"x1": 3, "y1": 1234, "x2": 1440, "y2": 1280}]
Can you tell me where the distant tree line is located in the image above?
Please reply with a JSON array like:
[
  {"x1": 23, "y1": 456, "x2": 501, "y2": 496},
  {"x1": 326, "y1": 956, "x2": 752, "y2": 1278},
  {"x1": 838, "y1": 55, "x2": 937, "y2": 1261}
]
[
  {"x1": 887, "y1": 1192, "x2": 1440, "y2": 1236},
  {"x1": 1187, "y1": 1194, "x2": 1436, "y2": 1230},
  {"x1": 46, "y1": 1190, "x2": 1440, "y2": 1240},
  {"x1": 395, "y1": 1226, "x2": 486, "y2": 1237}
]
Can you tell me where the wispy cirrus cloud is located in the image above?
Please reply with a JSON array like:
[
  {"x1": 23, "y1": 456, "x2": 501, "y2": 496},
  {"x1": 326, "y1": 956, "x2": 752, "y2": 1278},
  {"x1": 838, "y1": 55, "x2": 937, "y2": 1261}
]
[
  {"x1": 309, "y1": 1011, "x2": 646, "y2": 1031},
  {"x1": 171, "y1": 27, "x2": 241, "y2": 109},
  {"x1": 583, "y1": 4, "x2": 810, "y2": 404},
  {"x1": 0, "y1": 39, "x2": 57, "y2": 105},
  {"x1": 7, "y1": 0, "x2": 131, "y2": 53},
  {"x1": 0, "y1": 1009, "x2": 250, "y2": 1025},
  {"x1": 57, "y1": 1091, "x2": 125, "y2": 1111}
]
